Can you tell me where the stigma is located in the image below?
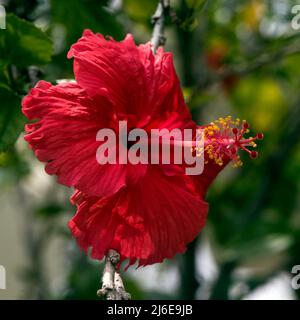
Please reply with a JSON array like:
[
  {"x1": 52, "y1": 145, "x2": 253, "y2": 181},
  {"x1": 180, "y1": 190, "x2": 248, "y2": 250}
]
[{"x1": 195, "y1": 116, "x2": 263, "y2": 167}]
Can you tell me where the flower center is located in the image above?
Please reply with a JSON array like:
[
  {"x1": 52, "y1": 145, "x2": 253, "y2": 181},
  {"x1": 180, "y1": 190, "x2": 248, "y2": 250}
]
[{"x1": 195, "y1": 116, "x2": 263, "y2": 167}]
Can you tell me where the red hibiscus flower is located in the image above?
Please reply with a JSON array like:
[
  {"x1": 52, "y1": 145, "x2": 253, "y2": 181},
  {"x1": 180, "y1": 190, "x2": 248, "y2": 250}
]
[{"x1": 22, "y1": 30, "x2": 262, "y2": 266}]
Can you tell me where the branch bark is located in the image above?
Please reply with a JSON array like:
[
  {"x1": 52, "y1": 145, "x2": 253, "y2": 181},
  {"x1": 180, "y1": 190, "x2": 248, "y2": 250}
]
[
  {"x1": 97, "y1": 249, "x2": 131, "y2": 300},
  {"x1": 151, "y1": 0, "x2": 170, "y2": 54}
]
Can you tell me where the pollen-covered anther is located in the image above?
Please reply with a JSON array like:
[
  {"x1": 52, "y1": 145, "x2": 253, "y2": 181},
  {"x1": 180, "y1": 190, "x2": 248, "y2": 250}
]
[{"x1": 202, "y1": 116, "x2": 263, "y2": 167}]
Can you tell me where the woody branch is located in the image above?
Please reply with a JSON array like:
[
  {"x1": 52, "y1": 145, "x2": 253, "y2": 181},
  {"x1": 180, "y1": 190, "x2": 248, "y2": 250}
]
[
  {"x1": 97, "y1": 249, "x2": 131, "y2": 300},
  {"x1": 151, "y1": 0, "x2": 170, "y2": 54}
]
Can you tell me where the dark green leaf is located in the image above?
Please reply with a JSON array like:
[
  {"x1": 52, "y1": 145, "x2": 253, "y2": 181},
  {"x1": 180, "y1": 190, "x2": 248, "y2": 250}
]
[
  {"x1": 0, "y1": 14, "x2": 53, "y2": 66},
  {"x1": 0, "y1": 85, "x2": 24, "y2": 152}
]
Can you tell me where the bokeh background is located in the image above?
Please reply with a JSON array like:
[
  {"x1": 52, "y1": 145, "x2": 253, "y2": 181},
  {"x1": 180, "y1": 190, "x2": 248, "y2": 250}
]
[{"x1": 0, "y1": 0, "x2": 300, "y2": 300}]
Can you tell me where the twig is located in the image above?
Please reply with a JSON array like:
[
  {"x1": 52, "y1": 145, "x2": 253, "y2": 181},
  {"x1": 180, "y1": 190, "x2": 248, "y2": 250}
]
[
  {"x1": 97, "y1": 250, "x2": 117, "y2": 299},
  {"x1": 151, "y1": 0, "x2": 170, "y2": 54},
  {"x1": 97, "y1": 249, "x2": 131, "y2": 300},
  {"x1": 28, "y1": 66, "x2": 42, "y2": 87},
  {"x1": 114, "y1": 271, "x2": 131, "y2": 300}
]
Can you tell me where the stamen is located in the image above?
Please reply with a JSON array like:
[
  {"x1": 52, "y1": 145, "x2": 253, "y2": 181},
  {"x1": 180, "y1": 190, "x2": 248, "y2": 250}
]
[
  {"x1": 250, "y1": 151, "x2": 258, "y2": 159},
  {"x1": 232, "y1": 127, "x2": 238, "y2": 135},
  {"x1": 230, "y1": 146, "x2": 237, "y2": 155},
  {"x1": 243, "y1": 121, "x2": 249, "y2": 129},
  {"x1": 257, "y1": 132, "x2": 264, "y2": 140},
  {"x1": 199, "y1": 116, "x2": 263, "y2": 167}
]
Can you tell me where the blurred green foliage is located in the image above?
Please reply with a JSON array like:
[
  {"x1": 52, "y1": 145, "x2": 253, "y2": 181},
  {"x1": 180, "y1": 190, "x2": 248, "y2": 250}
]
[{"x1": 0, "y1": 0, "x2": 300, "y2": 300}]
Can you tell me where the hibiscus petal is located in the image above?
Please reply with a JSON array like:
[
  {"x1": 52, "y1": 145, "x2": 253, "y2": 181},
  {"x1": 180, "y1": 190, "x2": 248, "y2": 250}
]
[
  {"x1": 69, "y1": 166, "x2": 208, "y2": 266},
  {"x1": 22, "y1": 80, "x2": 127, "y2": 198},
  {"x1": 68, "y1": 30, "x2": 190, "y2": 124}
]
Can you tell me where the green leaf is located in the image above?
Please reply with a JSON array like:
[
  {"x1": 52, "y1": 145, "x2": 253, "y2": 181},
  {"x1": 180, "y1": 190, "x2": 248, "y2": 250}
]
[
  {"x1": 0, "y1": 85, "x2": 24, "y2": 152},
  {"x1": 0, "y1": 14, "x2": 53, "y2": 67}
]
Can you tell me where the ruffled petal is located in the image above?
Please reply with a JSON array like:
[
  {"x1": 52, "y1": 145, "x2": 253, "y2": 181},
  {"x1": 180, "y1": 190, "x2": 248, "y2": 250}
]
[
  {"x1": 69, "y1": 166, "x2": 208, "y2": 266},
  {"x1": 22, "y1": 80, "x2": 127, "y2": 198},
  {"x1": 68, "y1": 30, "x2": 190, "y2": 124}
]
